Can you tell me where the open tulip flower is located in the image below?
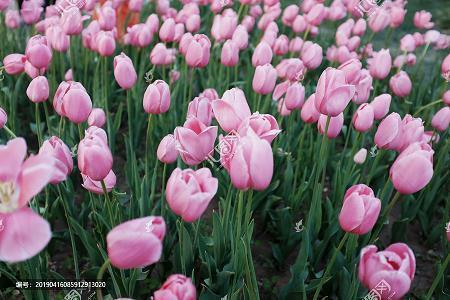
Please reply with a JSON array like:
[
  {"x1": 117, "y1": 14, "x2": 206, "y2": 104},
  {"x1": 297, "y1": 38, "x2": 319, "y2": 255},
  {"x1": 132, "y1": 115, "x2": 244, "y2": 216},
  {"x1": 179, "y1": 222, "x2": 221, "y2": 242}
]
[{"x1": 0, "y1": 0, "x2": 449, "y2": 299}]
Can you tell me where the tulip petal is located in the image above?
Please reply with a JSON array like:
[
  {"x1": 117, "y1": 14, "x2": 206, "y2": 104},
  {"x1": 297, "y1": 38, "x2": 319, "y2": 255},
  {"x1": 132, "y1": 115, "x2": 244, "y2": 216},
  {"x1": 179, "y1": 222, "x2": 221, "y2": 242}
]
[
  {"x1": 338, "y1": 193, "x2": 365, "y2": 232},
  {"x1": 211, "y1": 100, "x2": 243, "y2": 132},
  {"x1": 0, "y1": 138, "x2": 27, "y2": 182}
]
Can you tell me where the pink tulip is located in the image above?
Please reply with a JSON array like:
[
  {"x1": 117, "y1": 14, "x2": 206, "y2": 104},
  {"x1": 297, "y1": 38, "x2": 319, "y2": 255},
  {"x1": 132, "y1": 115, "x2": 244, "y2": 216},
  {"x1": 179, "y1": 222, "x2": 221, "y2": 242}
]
[
  {"x1": 159, "y1": 18, "x2": 176, "y2": 42},
  {"x1": 400, "y1": 34, "x2": 416, "y2": 52},
  {"x1": 0, "y1": 0, "x2": 11, "y2": 11},
  {"x1": 78, "y1": 126, "x2": 113, "y2": 181},
  {"x1": 414, "y1": 10, "x2": 434, "y2": 29},
  {"x1": 253, "y1": 64, "x2": 277, "y2": 95},
  {"x1": 87, "y1": 108, "x2": 106, "y2": 128},
  {"x1": 424, "y1": 30, "x2": 440, "y2": 44},
  {"x1": 353, "y1": 148, "x2": 367, "y2": 164},
  {"x1": 252, "y1": 41, "x2": 273, "y2": 67},
  {"x1": 64, "y1": 69, "x2": 73, "y2": 81},
  {"x1": 289, "y1": 37, "x2": 304, "y2": 53},
  {"x1": 187, "y1": 96, "x2": 213, "y2": 126},
  {"x1": 370, "y1": 94, "x2": 391, "y2": 120},
  {"x1": 60, "y1": 7, "x2": 83, "y2": 36},
  {"x1": 128, "y1": 0, "x2": 143, "y2": 12},
  {"x1": 212, "y1": 88, "x2": 251, "y2": 132},
  {"x1": 368, "y1": 7, "x2": 391, "y2": 33},
  {"x1": 150, "y1": 43, "x2": 176, "y2": 66},
  {"x1": 185, "y1": 14, "x2": 200, "y2": 33},
  {"x1": 431, "y1": 107, "x2": 450, "y2": 132},
  {"x1": 3, "y1": 54, "x2": 26, "y2": 75},
  {"x1": 46, "y1": 25, "x2": 70, "y2": 52},
  {"x1": 39, "y1": 136, "x2": 73, "y2": 184},
  {"x1": 315, "y1": 67, "x2": 356, "y2": 117},
  {"x1": 96, "y1": 31, "x2": 116, "y2": 57},
  {"x1": 154, "y1": 274, "x2": 196, "y2": 300},
  {"x1": 338, "y1": 58, "x2": 362, "y2": 85},
  {"x1": 301, "y1": 42, "x2": 323, "y2": 70},
  {"x1": 98, "y1": 3, "x2": 116, "y2": 31},
  {"x1": 232, "y1": 25, "x2": 249, "y2": 50},
  {"x1": 284, "y1": 82, "x2": 305, "y2": 111},
  {"x1": 185, "y1": 34, "x2": 211, "y2": 68},
  {"x1": 374, "y1": 112, "x2": 403, "y2": 151},
  {"x1": 353, "y1": 69, "x2": 373, "y2": 104},
  {"x1": 113, "y1": 53, "x2": 137, "y2": 90},
  {"x1": 21, "y1": 0, "x2": 42, "y2": 25},
  {"x1": 5, "y1": 10, "x2": 21, "y2": 29},
  {"x1": 166, "y1": 168, "x2": 218, "y2": 222},
  {"x1": 273, "y1": 35, "x2": 289, "y2": 56},
  {"x1": 143, "y1": 80, "x2": 171, "y2": 114},
  {"x1": 24, "y1": 60, "x2": 40, "y2": 79},
  {"x1": 443, "y1": 90, "x2": 450, "y2": 106},
  {"x1": 228, "y1": 129, "x2": 274, "y2": 191},
  {"x1": 318, "y1": 113, "x2": 344, "y2": 138},
  {"x1": 390, "y1": 142, "x2": 433, "y2": 194},
  {"x1": 157, "y1": 134, "x2": 178, "y2": 164},
  {"x1": 0, "y1": 107, "x2": 7, "y2": 128},
  {"x1": 25, "y1": 35, "x2": 52, "y2": 69},
  {"x1": 359, "y1": 243, "x2": 415, "y2": 300},
  {"x1": 282, "y1": 4, "x2": 299, "y2": 26},
  {"x1": 107, "y1": 216, "x2": 165, "y2": 269},
  {"x1": 352, "y1": 18, "x2": 366, "y2": 36},
  {"x1": 26, "y1": 76, "x2": 49, "y2": 103},
  {"x1": 241, "y1": 15, "x2": 255, "y2": 32},
  {"x1": 237, "y1": 113, "x2": 281, "y2": 144},
  {"x1": 275, "y1": 58, "x2": 305, "y2": 82},
  {"x1": 306, "y1": 3, "x2": 326, "y2": 26},
  {"x1": 390, "y1": 6, "x2": 406, "y2": 28},
  {"x1": 199, "y1": 88, "x2": 219, "y2": 102},
  {"x1": 221, "y1": 40, "x2": 239, "y2": 67},
  {"x1": 292, "y1": 15, "x2": 307, "y2": 33},
  {"x1": 53, "y1": 81, "x2": 92, "y2": 123},
  {"x1": 368, "y1": 49, "x2": 392, "y2": 80},
  {"x1": 211, "y1": 12, "x2": 237, "y2": 42},
  {"x1": 339, "y1": 184, "x2": 381, "y2": 235},
  {"x1": 353, "y1": 103, "x2": 374, "y2": 132},
  {"x1": 442, "y1": 54, "x2": 450, "y2": 77},
  {"x1": 82, "y1": 170, "x2": 116, "y2": 194},
  {"x1": 301, "y1": 94, "x2": 320, "y2": 123},
  {"x1": 174, "y1": 117, "x2": 217, "y2": 166},
  {"x1": 0, "y1": 138, "x2": 55, "y2": 262},
  {"x1": 389, "y1": 71, "x2": 412, "y2": 98}
]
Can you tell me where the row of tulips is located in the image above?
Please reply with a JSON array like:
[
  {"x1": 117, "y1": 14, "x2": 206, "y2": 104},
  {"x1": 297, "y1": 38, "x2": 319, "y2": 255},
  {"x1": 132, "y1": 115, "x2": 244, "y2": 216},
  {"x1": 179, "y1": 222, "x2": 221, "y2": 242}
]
[{"x1": 0, "y1": 0, "x2": 449, "y2": 299}]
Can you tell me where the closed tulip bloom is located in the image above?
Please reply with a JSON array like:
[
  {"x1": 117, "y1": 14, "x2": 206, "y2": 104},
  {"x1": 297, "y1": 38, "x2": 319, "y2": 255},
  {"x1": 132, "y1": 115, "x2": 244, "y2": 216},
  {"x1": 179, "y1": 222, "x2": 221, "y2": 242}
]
[
  {"x1": 128, "y1": 0, "x2": 143, "y2": 12},
  {"x1": 390, "y1": 6, "x2": 406, "y2": 28},
  {"x1": 273, "y1": 35, "x2": 289, "y2": 56},
  {"x1": 375, "y1": 113, "x2": 404, "y2": 151},
  {"x1": 232, "y1": 25, "x2": 249, "y2": 50},
  {"x1": 284, "y1": 82, "x2": 305, "y2": 111},
  {"x1": 107, "y1": 216, "x2": 165, "y2": 269},
  {"x1": 154, "y1": 274, "x2": 196, "y2": 300},
  {"x1": 174, "y1": 117, "x2": 217, "y2": 166},
  {"x1": 150, "y1": 43, "x2": 176, "y2": 66},
  {"x1": 39, "y1": 136, "x2": 73, "y2": 184},
  {"x1": 60, "y1": 7, "x2": 83, "y2": 35},
  {"x1": 96, "y1": 31, "x2": 116, "y2": 56},
  {"x1": 185, "y1": 14, "x2": 200, "y2": 33},
  {"x1": 82, "y1": 170, "x2": 116, "y2": 194},
  {"x1": 252, "y1": 41, "x2": 273, "y2": 67},
  {"x1": 318, "y1": 113, "x2": 344, "y2": 138},
  {"x1": 443, "y1": 90, "x2": 450, "y2": 106},
  {"x1": 212, "y1": 88, "x2": 251, "y2": 132},
  {"x1": 241, "y1": 15, "x2": 255, "y2": 32},
  {"x1": 368, "y1": 7, "x2": 391, "y2": 33},
  {"x1": 0, "y1": 138, "x2": 55, "y2": 263},
  {"x1": 20, "y1": 0, "x2": 42, "y2": 25},
  {"x1": 389, "y1": 71, "x2": 412, "y2": 98},
  {"x1": 289, "y1": 37, "x2": 304, "y2": 53},
  {"x1": 25, "y1": 35, "x2": 52, "y2": 69},
  {"x1": 63, "y1": 86, "x2": 93, "y2": 124},
  {"x1": 0, "y1": 0, "x2": 11, "y2": 11},
  {"x1": 353, "y1": 103, "x2": 374, "y2": 132},
  {"x1": 352, "y1": 69, "x2": 372, "y2": 105},
  {"x1": 228, "y1": 129, "x2": 274, "y2": 191},
  {"x1": 400, "y1": 34, "x2": 416, "y2": 52},
  {"x1": 5, "y1": 10, "x2": 21, "y2": 29},
  {"x1": 359, "y1": 243, "x2": 415, "y2": 300},
  {"x1": 24, "y1": 60, "x2": 39, "y2": 79},
  {"x1": 301, "y1": 42, "x2": 323, "y2": 70},
  {"x1": 78, "y1": 126, "x2": 113, "y2": 181},
  {"x1": 185, "y1": 34, "x2": 211, "y2": 68},
  {"x1": 339, "y1": 184, "x2": 381, "y2": 234},
  {"x1": 46, "y1": 25, "x2": 70, "y2": 52},
  {"x1": 306, "y1": 3, "x2": 326, "y2": 26},
  {"x1": 370, "y1": 94, "x2": 391, "y2": 120},
  {"x1": 390, "y1": 142, "x2": 433, "y2": 194},
  {"x1": 166, "y1": 168, "x2": 218, "y2": 222},
  {"x1": 26, "y1": 76, "x2": 49, "y2": 103},
  {"x1": 64, "y1": 69, "x2": 73, "y2": 81},
  {"x1": 143, "y1": 80, "x2": 171, "y2": 114},
  {"x1": 221, "y1": 40, "x2": 239, "y2": 67},
  {"x1": 292, "y1": 15, "x2": 307, "y2": 33},
  {"x1": 159, "y1": 18, "x2": 176, "y2": 42},
  {"x1": 157, "y1": 134, "x2": 178, "y2": 164},
  {"x1": 315, "y1": 67, "x2": 356, "y2": 117},
  {"x1": 352, "y1": 18, "x2": 366, "y2": 36},
  {"x1": 98, "y1": 3, "x2": 116, "y2": 31},
  {"x1": 237, "y1": 113, "x2": 281, "y2": 144},
  {"x1": 275, "y1": 58, "x2": 305, "y2": 82},
  {"x1": 368, "y1": 49, "x2": 392, "y2": 80},
  {"x1": 87, "y1": 108, "x2": 106, "y2": 127},
  {"x1": 0, "y1": 107, "x2": 7, "y2": 129},
  {"x1": 113, "y1": 53, "x2": 137, "y2": 90},
  {"x1": 282, "y1": 4, "x2": 298, "y2": 26},
  {"x1": 253, "y1": 64, "x2": 277, "y2": 95},
  {"x1": 187, "y1": 96, "x2": 213, "y2": 126},
  {"x1": 301, "y1": 94, "x2": 320, "y2": 123},
  {"x1": 199, "y1": 88, "x2": 219, "y2": 102},
  {"x1": 338, "y1": 58, "x2": 362, "y2": 85},
  {"x1": 431, "y1": 107, "x2": 450, "y2": 132},
  {"x1": 401, "y1": 115, "x2": 424, "y2": 150},
  {"x1": 3, "y1": 54, "x2": 26, "y2": 75},
  {"x1": 354, "y1": 148, "x2": 367, "y2": 164},
  {"x1": 414, "y1": 10, "x2": 434, "y2": 29}
]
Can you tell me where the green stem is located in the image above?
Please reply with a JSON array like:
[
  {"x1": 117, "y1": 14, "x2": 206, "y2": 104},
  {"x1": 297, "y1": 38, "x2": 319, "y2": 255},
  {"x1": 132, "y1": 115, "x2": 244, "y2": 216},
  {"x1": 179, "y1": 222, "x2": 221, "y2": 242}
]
[
  {"x1": 145, "y1": 114, "x2": 153, "y2": 189},
  {"x1": 35, "y1": 103, "x2": 42, "y2": 146},
  {"x1": 370, "y1": 191, "x2": 401, "y2": 244},
  {"x1": 3, "y1": 125, "x2": 17, "y2": 138},
  {"x1": 425, "y1": 252, "x2": 450, "y2": 299},
  {"x1": 96, "y1": 259, "x2": 110, "y2": 300},
  {"x1": 78, "y1": 124, "x2": 84, "y2": 140},
  {"x1": 414, "y1": 99, "x2": 443, "y2": 116},
  {"x1": 101, "y1": 180, "x2": 114, "y2": 225}
]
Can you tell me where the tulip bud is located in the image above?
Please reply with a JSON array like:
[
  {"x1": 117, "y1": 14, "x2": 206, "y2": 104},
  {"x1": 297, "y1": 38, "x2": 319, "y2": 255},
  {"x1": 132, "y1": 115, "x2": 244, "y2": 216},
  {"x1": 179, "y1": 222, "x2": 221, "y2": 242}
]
[
  {"x1": 143, "y1": 80, "x2": 171, "y2": 114},
  {"x1": 113, "y1": 53, "x2": 137, "y2": 90},
  {"x1": 185, "y1": 34, "x2": 211, "y2": 68},
  {"x1": 301, "y1": 94, "x2": 320, "y2": 123},
  {"x1": 368, "y1": 49, "x2": 392, "y2": 80},
  {"x1": 25, "y1": 35, "x2": 52, "y2": 69},
  {"x1": 318, "y1": 113, "x2": 344, "y2": 138},
  {"x1": 2, "y1": 54, "x2": 26, "y2": 75},
  {"x1": 253, "y1": 64, "x2": 277, "y2": 95},
  {"x1": 370, "y1": 94, "x2": 391, "y2": 120},
  {"x1": 157, "y1": 134, "x2": 178, "y2": 164},
  {"x1": 87, "y1": 108, "x2": 106, "y2": 128},
  {"x1": 353, "y1": 103, "x2": 374, "y2": 132},
  {"x1": 431, "y1": 107, "x2": 450, "y2": 132},
  {"x1": 39, "y1": 136, "x2": 73, "y2": 184},
  {"x1": 26, "y1": 76, "x2": 49, "y2": 103},
  {"x1": 390, "y1": 71, "x2": 412, "y2": 98},
  {"x1": 221, "y1": 40, "x2": 239, "y2": 67},
  {"x1": 354, "y1": 148, "x2": 367, "y2": 165}
]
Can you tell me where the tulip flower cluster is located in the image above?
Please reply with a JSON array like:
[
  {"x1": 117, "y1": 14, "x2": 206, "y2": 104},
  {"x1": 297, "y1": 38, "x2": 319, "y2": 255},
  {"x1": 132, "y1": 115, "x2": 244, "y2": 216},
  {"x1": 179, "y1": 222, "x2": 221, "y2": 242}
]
[{"x1": 0, "y1": 0, "x2": 449, "y2": 299}]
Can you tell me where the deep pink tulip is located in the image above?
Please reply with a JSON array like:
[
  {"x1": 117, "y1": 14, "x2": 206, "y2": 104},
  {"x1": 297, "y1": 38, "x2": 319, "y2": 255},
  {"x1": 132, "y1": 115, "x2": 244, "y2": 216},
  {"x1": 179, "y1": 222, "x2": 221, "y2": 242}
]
[
  {"x1": 221, "y1": 40, "x2": 239, "y2": 67},
  {"x1": 253, "y1": 64, "x2": 277, "y2": 95},
  {"x1": 87, "y1": 108, "x2": 106, "y2": 128},
  {"x1": 39, "y1": 136, "x2": 73, "y2": 184},
  {"x1": 339, "y1": 184, "x2": 381, "y2": 235},
  {"x1": 315, "y1": 67, "x2": 356, "y2": 117},
  {"x1": 3, "y1": 54, "x2": 26, "y2": 75},
  {"x1": 252, "y1": 41, "x2": 273, "y2": 67},
  {"x1": 228, "y1": 129, "x2": 274, "y2": 191},
  {"x1": 185, "y1": 34, "x2": 211, "y2": 68},
  {"x1": 212, "y1": 88, "x2": 251, "y2": 133},
  {"x1": 78, "y1": 126, "x2": 113, "y2": 181},
  {"x1": 390, "y1": 142, "x2": 433, "y2": 194},
  {"x1": 157, "y1": 134, "x2": 178, "y2": 164},
  {"x1": 0, "y1": 138, "x2": 55, "y2": 263},
  {"x1": 368, "y1": 7, "x2": 391, "y2": 33},
  {"x1": 166, "y1": 168, "x2": 218, "y2": 222},
  {"x1": 431, "y1": 107, "x2": 450, "y2": 132},
  {"x1": 237, "y1": 113, "x2": 281, "y2": 144},
  {"x1": 370, "y1": 94, "x2": 391, "y2": 120},
  {"x1": 359, "y1": 243, "x2": 415, "y2": 300},
  {"x1": 368, "y1": 49, "x2": 392, "y2": 80},
  {"x1": 82, "y1": 170, "x2": 116, "y2": 194},
  {"x1": 318, "y1": 113, "x2": 344, "y2": 138},
  {"x1": 154, "y1": 274, "x2": 196, "y2": 300},
  {"x1": 301, "y1": 94, "x2": 320, "y2": 123},
  {"x1": 353, "y1": 103, "x2": 374, "y2": 132},
  {"x1": 301, "y1": 41, "x2": 323, "y2": 70},
  {"x1": 413, "y1": 10, "x2": 434, "y2": 29},
  {"x1": 187, "y1": 96, "x2": 213, "y2": 126},
  {"x1": 389, "y1": 71, "x2": 412, "y2": 98},
  {"x1": 107, "y1": 216, "x2": 165, "y2": 269},
  {"x1": 25, "y1": 35, "x2": 52, "y2": 69},
  {"x1": 143, "y1": 80, "x2": 171, "y2": 114},
  {"x1": 0, "y1": 107, "x2": 7, "y2": 128},
  {"x1": 26, "y1": 76, "x2": 49, "y2": 103},
  {"x1": 113, "y1": 53, "x2": 137, "y2": 90}
]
